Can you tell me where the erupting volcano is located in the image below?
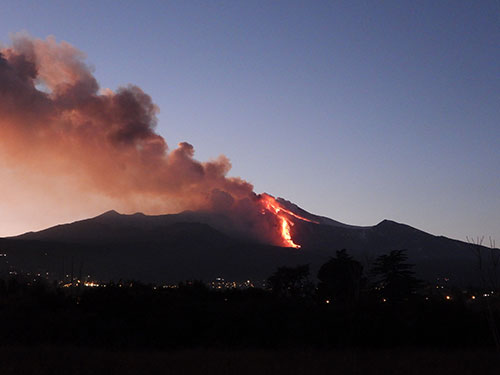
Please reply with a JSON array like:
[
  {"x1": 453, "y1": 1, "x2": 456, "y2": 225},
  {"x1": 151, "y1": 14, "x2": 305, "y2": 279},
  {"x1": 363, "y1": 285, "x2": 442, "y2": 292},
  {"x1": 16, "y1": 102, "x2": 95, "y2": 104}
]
[
  {"x1": 258, "y1": 194, "x2": 318, "y2": 248},
  {"x1": 0, "y1": 34, "x2": 320, "y2": 247}
]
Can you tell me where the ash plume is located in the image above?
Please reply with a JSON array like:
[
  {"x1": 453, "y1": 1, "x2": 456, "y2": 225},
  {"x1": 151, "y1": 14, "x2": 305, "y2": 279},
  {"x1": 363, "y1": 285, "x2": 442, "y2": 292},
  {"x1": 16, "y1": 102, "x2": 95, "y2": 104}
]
[{"x1": 0, "y1": 35, "x2": 258, "y2": 232}]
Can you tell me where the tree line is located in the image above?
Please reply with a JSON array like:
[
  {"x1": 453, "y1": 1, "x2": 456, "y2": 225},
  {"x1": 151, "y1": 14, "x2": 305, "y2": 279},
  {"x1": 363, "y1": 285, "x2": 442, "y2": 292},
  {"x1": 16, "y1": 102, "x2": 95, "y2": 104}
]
[
  {"x1": 0, "y1": 249, "x2": 498, "y2": 349},
  {"x1": 268, "y1": 249, "x2": 421, "y2": 306}
]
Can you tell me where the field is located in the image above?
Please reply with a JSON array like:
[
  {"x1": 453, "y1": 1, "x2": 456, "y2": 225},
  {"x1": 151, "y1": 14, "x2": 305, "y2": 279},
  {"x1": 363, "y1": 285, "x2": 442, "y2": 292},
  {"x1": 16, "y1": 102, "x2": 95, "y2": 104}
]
[{"x1": 1, "y1": 346, "x2": 499, "y2": 375}]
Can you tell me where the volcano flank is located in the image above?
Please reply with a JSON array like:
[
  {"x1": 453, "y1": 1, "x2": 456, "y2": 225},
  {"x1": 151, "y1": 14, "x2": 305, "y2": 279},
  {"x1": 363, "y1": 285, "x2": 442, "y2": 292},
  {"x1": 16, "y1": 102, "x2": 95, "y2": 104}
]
[{"x1": 0, "y1": 197, "x2": 496, "y2": 286}]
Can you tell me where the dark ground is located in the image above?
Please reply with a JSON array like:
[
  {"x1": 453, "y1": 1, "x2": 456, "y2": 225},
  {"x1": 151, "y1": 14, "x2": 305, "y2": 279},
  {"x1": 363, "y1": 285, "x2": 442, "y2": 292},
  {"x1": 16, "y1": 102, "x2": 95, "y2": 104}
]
[
  {"x1": 1, "y1": 346, "x2": 499, "y2": 375},
  {"x1": 2, "y1": 255, "x2": 500, "y2": 375}
]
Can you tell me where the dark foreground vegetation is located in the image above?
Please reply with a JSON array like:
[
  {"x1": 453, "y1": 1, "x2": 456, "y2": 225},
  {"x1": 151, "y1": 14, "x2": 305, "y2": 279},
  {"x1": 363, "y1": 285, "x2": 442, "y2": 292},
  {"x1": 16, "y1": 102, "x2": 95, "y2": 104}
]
[{"x1": 1, "y1": 249, "x2": 499, "y2": 373}]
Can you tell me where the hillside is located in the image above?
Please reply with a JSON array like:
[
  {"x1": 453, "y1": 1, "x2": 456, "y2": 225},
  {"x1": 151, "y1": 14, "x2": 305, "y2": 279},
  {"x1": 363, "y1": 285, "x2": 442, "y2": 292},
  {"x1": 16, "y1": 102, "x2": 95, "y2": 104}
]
[{"x1": 0, "y1": 208, "x2": 496, "y2": 285}]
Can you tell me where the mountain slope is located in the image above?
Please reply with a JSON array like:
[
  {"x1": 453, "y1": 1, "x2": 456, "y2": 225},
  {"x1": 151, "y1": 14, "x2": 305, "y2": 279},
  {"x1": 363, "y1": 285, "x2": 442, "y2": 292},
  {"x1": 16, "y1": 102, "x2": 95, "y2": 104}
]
[{"x1": 1, "y1": 207, "x2": 497, "y2": 285}]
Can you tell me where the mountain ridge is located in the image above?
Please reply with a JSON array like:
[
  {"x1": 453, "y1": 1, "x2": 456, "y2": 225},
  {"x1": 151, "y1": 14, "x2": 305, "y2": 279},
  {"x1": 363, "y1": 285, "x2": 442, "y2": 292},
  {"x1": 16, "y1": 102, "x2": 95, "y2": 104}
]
[{"x1": 1, "y1": 204, "x2": 497, "y2": 285}]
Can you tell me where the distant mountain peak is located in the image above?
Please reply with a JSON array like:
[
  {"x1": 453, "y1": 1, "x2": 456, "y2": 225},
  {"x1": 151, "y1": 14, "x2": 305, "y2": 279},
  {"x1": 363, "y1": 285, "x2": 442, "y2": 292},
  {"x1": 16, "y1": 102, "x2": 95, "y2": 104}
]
[
  {"x1": 97, "y1": 210, "x2": 121, "y2": 218},
  {"x1": 377, "y1": 219, "x2": 394, "y2": 225}
]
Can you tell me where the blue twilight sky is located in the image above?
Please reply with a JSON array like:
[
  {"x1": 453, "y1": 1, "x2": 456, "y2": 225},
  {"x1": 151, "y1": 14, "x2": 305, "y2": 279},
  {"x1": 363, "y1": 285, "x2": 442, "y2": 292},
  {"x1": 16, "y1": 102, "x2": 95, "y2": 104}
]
[{"x1": 0, "y1": 0, "x2": 499, "y2": 241}]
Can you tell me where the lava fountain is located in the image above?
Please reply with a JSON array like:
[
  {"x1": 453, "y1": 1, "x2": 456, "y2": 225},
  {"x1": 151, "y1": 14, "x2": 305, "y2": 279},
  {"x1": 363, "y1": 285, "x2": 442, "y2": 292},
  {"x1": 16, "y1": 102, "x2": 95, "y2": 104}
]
[{"x1": 258, "y1": 194, "x2": 318, "y2": 248}]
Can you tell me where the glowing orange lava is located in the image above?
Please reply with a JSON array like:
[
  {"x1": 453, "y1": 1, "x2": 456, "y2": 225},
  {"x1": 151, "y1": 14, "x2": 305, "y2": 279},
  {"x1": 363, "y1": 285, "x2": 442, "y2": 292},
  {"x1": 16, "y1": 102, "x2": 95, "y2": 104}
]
[{"x1": 259, "y1": 194, "x2": 318, "y2": 248}]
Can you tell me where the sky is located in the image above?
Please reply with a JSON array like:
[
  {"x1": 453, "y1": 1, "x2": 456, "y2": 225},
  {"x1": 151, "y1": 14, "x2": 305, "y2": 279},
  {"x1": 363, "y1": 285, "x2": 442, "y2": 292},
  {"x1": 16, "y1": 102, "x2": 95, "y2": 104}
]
[{"x1": 0, "y1": 0, "x2": 498, "y2": 242}]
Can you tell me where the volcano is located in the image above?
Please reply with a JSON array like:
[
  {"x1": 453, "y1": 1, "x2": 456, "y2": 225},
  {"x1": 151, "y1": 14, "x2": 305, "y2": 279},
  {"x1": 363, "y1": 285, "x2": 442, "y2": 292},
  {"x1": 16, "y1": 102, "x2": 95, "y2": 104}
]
[
  {"x1": 0, "y1": 196, "x2": 496, "y2": 286},
  {"x1": 1, "y1": 36, "x2": 496, "y2": 287}
]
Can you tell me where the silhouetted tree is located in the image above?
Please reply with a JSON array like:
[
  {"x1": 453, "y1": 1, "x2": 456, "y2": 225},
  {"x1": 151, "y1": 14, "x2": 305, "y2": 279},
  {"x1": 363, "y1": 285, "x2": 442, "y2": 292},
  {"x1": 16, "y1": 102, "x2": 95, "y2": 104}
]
[
  {"x1": 467, "y1": 236, "x2": 500, "y2": 291},
  {"x1": 371, "y1": 250, "x2": 420, "y2": 302},
  {"x1": 317, "y1": 249, "x2": 365, "y2": 305},
  {"x1": 467, "y1": 236, "x2": 500, "y2": 352},
  {"x1": 267, "y1": 264, "x2": 313, "y2": 299}
]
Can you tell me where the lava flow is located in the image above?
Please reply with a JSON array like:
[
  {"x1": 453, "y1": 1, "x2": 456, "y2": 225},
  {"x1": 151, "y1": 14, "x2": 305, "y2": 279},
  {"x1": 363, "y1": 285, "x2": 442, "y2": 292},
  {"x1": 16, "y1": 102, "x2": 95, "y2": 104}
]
[{"x1": 259, "y1": 194, "x2": 318, "y2": 248}]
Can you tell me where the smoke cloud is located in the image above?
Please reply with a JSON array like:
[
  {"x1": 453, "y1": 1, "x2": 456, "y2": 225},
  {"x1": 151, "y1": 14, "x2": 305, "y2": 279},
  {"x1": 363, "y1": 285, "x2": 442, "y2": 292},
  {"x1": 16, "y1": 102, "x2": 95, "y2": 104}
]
[{"x1": 0, "y1": 35, "x2": 261, "y2": 235}]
